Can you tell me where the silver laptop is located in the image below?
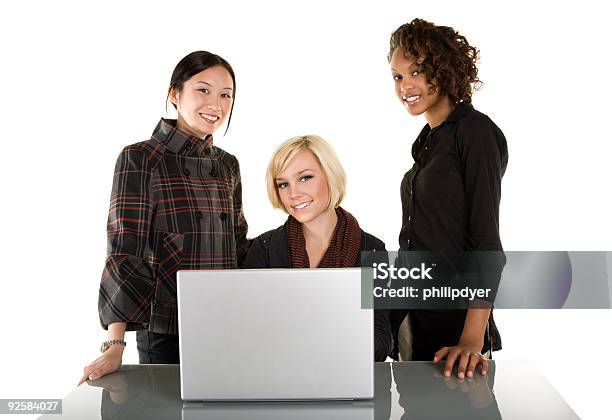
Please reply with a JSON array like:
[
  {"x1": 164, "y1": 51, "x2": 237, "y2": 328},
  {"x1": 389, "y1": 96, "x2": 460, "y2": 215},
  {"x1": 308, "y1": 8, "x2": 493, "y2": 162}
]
[{"x1": 177, "y1": 268, "x2": 374, "y2": 401}]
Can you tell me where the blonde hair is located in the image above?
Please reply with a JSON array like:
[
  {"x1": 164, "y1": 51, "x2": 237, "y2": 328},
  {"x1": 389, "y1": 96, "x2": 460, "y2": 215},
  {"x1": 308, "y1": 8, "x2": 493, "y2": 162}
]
[{"x1": 266, "y1": 135, "x2": 347, "y2": 213}]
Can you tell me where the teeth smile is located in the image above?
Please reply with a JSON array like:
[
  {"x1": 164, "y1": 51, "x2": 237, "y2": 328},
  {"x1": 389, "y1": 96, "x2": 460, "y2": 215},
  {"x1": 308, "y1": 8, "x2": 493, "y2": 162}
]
[
  {"x1": 293, "y1": 201, "x2": 312, "y2": 210},
  {"x1": 404, "y1": 95, "x2": 420, "y2": 104},
  {"x1": 200, "y1": 113, "x2": 219, "y2": 122}
]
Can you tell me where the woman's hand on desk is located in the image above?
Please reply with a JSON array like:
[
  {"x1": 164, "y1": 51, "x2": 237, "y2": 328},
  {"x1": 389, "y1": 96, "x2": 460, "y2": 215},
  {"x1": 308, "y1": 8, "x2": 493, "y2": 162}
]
[
  {"x1": 433, "y1": 339, "x2": 488, "y2": 379},
  {"x1": 78, "y1": 346, "x2": 123, "y2": 385}
]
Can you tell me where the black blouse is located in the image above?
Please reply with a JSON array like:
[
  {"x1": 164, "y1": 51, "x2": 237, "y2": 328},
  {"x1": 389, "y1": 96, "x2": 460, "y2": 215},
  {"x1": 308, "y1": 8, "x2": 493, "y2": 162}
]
[
  {"x1": 396, "y1": 103, "x2": 508, "y2": 359},
  {"x1": 399, "y1": 103, "x2": 508, "y2": 253}
]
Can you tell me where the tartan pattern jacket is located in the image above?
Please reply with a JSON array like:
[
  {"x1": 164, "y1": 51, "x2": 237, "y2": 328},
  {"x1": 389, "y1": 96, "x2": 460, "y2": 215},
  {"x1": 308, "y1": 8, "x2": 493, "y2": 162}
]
[{"x1": 98, "y1": 119, "x2": 249, "y2": 334}]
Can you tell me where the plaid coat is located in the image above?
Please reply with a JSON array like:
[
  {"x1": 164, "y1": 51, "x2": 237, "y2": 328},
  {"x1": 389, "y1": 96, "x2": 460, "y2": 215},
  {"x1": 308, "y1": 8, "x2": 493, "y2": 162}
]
[{"x1": 98, "y1": 119, "x2": 249, "y2": 334}]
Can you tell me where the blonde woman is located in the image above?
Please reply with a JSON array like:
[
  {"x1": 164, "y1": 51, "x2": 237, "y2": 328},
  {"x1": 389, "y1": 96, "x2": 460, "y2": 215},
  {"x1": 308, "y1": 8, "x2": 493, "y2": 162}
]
[{"x1": 243, "y1": 135, "x2": 392, "y2": 361}]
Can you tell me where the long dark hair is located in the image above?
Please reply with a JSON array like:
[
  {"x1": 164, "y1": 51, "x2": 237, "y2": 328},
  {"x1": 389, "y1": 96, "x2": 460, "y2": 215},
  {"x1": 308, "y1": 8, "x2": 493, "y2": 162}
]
[{"x1": 167, "y1": 51, "x2": 236, "y2": 135}]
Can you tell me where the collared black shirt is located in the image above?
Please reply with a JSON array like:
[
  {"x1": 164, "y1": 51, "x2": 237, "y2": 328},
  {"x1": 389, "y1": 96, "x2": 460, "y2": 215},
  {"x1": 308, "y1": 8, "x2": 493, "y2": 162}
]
[
  {"x1": 399, "y1": 103, "x2": 508, "y2": 253},
  {"x1": 395, "y1": 103, "x2": 508, "y2": 359}
]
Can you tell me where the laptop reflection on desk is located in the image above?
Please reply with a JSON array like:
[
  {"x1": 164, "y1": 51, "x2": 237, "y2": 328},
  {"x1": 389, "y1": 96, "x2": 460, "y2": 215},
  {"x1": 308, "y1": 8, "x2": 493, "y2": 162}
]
[{"x1": 182, "y1": 400, "x2": 374, "y2": 420}]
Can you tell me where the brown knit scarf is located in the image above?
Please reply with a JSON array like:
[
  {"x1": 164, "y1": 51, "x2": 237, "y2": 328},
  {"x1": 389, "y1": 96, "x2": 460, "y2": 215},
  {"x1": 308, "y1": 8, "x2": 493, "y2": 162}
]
[{"x1": 285, "y1": 207, "x2": 361, "y2": 268}]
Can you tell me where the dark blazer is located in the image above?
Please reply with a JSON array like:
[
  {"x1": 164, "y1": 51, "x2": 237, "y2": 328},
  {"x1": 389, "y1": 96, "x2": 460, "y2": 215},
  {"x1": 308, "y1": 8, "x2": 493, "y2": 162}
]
[
  {"x1": 98, "y1": 118, "x2": 249, "y2": 335},
  {"x1": 242, "y1": 225, "x2": 393, "y2": 362}
]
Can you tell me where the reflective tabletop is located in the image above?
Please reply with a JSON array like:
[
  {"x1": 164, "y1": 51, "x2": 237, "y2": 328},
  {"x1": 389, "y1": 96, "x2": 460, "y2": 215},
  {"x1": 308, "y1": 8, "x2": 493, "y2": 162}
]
[{"x1": 42, "y1": 361, "x2": 577, "y2": 419}]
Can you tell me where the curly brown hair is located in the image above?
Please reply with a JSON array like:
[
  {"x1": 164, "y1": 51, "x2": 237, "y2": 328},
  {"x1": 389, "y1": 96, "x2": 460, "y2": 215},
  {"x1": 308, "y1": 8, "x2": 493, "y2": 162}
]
[{"x1": 388, "y1": 18, "x2": 481, "y2": 104}]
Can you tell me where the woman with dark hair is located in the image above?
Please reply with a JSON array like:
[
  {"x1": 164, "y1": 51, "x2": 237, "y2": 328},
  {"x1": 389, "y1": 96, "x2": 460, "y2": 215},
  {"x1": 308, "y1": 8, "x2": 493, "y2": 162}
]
[
  {"x1": 243, "y1": 135, "x2": 393, "y2": 362},
  {"x1": 388, "y1": 19, "x2": 508, "y2": 378},
  {"x1": 80, "y1": 51, "x2": 249, "y2": 383}
]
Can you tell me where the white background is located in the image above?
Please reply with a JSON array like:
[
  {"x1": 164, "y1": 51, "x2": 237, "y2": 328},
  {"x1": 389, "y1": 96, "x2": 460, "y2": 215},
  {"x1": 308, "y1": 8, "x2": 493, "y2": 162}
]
[{"x1": 1, "y1": 1, "x2": 611, "y2": 419}]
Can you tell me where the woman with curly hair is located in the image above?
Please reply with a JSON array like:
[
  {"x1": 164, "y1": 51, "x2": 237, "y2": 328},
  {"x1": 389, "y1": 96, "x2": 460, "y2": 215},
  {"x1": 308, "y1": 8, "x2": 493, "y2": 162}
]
[{"x1": 388, "y1": 19, "x2": 508, "y2": 378}]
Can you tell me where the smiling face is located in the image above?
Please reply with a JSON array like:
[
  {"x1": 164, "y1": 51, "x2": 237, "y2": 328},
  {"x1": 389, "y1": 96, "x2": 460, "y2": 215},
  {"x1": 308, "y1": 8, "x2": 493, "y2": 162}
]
[
  {"x1": 390, "y1": 47, "x2": 452, "y2": 126},
  {"x1": 275, "y1": 150, "x2": 332, "y2": 225},
  {"x1": 169, "y1": 65, "x2": 234, "y2": 138}
]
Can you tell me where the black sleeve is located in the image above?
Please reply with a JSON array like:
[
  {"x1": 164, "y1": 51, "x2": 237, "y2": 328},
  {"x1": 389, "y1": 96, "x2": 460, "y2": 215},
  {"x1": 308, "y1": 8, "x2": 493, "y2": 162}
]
[
  {"x1": 374, "y1": 308, "x2": 393, "y2": 361},
  {"x1": 241, "y1": 237, "x2": 269, "y2": 269},
  {"x1": 458, "y1": 115, "x2": 508, "y2": 303},
  {"x1": 364, "y1": 236, "x2": 393, "y2": 361},
  {"x1": 458, "y1": 115, "x2": 507, "y2": 252}
]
